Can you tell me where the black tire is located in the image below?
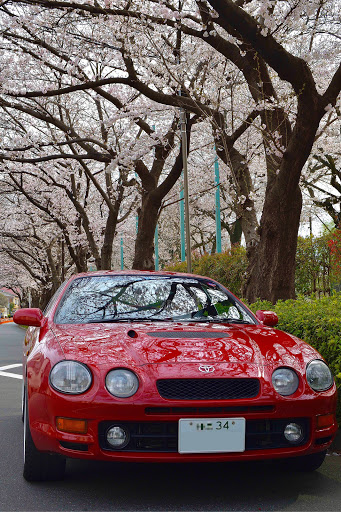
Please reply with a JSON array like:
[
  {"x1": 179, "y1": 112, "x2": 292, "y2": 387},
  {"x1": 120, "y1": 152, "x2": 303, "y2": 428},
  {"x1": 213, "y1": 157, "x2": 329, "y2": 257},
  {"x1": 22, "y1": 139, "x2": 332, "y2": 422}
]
[
  {"x1": 21, "y1": 383, "x2": 25, "y2": 423},
  {"x1": 23, "y1": 395, "x2": 66, "y2": 482},
  {"x1": 280, "y1": 450, "x2": 327, "y2": 472}
]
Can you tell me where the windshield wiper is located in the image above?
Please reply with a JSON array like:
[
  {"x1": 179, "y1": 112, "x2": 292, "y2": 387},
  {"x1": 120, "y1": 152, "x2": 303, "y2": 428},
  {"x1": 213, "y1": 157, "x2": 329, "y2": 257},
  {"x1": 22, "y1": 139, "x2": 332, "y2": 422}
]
[
  {"x1": 85, "y1": 317, "x2": 173, "y2": 324},
  {"x1": 190, "y1": 318, "x2": 252, "y2": 324},
  {"x1": 84, "y1": 318, "x2": 132, "y2": 323}
]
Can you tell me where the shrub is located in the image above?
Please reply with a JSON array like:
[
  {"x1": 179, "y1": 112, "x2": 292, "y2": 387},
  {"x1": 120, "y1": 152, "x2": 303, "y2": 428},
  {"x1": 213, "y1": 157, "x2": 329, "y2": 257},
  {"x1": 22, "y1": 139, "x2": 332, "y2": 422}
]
[
  {"x1": 166, "y1": 246, "x2": 247, "y2": 297},
  {"x1": 250, "y1": 294, "x2": 341, "y2": 424},
  {"x1": 167, "y1": 253, "x2": 341, "y2": 424},
  {"x1": 295, "y1": 235, "x2": 332, "y2": 296}
]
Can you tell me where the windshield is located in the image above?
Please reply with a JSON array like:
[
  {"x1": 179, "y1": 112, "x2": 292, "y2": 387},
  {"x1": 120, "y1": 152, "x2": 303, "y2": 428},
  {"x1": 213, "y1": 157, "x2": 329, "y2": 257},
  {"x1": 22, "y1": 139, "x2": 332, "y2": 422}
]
[{"x1": 54, "y1": 275, "x2": 255, "y2": 325}]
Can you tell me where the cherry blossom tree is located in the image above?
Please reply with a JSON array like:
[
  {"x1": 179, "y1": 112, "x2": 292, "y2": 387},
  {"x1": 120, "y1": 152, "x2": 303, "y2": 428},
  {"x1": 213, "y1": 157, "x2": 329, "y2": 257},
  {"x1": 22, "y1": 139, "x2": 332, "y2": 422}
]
[
  {"x1": 0, "y1": 192, "x2": 67, "y2": 306},
  {"x1": 1, "y1": 0, "x2": 340, "y2": 303}
]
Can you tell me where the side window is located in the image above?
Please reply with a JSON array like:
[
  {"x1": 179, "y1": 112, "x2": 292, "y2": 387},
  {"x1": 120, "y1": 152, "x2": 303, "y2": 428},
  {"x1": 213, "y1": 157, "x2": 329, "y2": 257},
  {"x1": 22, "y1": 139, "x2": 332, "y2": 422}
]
[{"x1": 43, "y1": 281, "x2": 68, "y2": 316}]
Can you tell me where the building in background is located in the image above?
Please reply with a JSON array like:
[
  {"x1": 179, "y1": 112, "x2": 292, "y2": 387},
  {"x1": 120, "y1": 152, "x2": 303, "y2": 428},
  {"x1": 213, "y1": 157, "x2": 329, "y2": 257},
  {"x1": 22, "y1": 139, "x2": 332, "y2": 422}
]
[{"x1": 0, "y1": 288, "x2": 20, "y2": 318}]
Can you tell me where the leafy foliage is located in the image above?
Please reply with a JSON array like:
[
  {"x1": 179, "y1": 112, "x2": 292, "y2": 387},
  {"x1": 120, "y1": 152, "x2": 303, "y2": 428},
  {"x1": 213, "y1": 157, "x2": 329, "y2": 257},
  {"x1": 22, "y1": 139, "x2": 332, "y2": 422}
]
[
  {"x1": 295, "y1": 235, "x2": 332, "y2": 296},
  {"x1": 249, "y1": 295, "x2": 341, "y2": 423},
  {"x1": 166, "y1": 246, "x2": 248, "y2": 297},
  {"x1": 328, "y1": 229, "x2": 341, "y2": 285}
]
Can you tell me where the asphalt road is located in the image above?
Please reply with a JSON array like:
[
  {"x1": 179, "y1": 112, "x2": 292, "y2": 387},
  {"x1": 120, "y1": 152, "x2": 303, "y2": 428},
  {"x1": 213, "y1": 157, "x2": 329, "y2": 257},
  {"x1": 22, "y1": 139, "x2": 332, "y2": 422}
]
[{"x1": 0, "y1": 322, "x2": 340, "y2": 512}]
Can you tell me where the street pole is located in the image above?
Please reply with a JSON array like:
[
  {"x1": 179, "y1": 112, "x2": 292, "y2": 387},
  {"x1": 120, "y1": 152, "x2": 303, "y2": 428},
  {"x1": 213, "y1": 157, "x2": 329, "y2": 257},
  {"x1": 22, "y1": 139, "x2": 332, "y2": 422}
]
[
  {"x1": 180, "y1": 177, "x2": 185, "y2": 262},
  {"x1": 120, "y1": 237, "x2": 124, "y2": 270},
  {"x1": 152, "y1": 124, "x2": 159, "y2": 271},
  {"x1": 215, "y1": 153, "x2": 222, "y2": 253},
  {"x1": 180, "y1": 109, "x2": 192, "y2": 273},
  {"x1": 175, "y1": 1, "x2": 191, "y2": 273},
  {"x1": 61, "y1": 238, "x2": 65, "y2": 280},
  {"x1": 154, "y1": 224, "x2": 159, "y2": 270}
]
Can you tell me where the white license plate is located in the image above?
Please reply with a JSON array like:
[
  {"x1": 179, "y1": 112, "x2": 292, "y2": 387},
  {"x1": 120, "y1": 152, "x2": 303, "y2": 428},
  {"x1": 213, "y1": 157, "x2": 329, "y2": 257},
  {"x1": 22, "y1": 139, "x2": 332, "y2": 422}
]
[{"x1": 178, "y1": 417, "x2": 245, "y2": 454}]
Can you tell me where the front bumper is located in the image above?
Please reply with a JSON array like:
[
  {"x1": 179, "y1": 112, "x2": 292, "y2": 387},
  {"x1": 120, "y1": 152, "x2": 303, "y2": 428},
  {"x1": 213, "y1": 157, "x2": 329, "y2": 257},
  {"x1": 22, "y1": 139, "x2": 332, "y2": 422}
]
[{"x1": 28, "y1": 390, "x2": 338, "y2": 463}]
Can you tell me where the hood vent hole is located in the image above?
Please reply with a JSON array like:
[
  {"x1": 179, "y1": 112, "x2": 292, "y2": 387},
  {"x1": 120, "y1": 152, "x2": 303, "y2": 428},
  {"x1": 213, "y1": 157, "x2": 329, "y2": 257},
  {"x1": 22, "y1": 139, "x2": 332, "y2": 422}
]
[
  {"x1": 127, "y1": 330, "x2": 138, "y2": 338},
  {"x1": 147, "y1": 331, "x2": 231, "y2": 339}
]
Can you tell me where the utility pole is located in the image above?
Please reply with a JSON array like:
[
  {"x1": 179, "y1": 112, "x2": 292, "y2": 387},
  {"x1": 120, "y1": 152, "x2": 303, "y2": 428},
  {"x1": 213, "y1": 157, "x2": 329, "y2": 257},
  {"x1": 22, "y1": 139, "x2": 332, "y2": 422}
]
[
  {"x1": 180, "y1": 177, "x2": 185, "y2": 262},
  {"x1": 177, "y1": 0, "x2": 192, "y2": 273},
  {"x1": 120, "y1": 237, "x2": 124, "y2": 270},
  {"x1": 214, "y1": 153, "x2": 222, "y2": 253},
  {"x1": 154, "y1": 224, "x2": 159, "y2": 270},
  {"x1": 180, "y1": 109, "x2": 192, "y2": 273},
  {"x1": 61, "y1": 238, "x2": 65, "y2": 281}
]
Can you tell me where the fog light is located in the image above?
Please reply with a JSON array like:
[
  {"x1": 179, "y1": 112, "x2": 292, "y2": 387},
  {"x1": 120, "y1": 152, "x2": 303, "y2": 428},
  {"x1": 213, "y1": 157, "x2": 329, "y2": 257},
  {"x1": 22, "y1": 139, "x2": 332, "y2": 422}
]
[
  {"x1": 106, "y1": 426, "x2": 129, "y2": 449},
  {"x1": 284, "y1": 423, "x2": 304, "y2": 443}
]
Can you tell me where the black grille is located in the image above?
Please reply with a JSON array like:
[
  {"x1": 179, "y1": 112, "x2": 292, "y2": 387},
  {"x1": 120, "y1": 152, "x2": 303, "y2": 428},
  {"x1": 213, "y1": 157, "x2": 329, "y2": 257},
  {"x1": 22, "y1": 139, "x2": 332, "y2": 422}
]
[
  {"x1": 147, "y1": 331, "x2": 231, "y2": 338},
  {"x1": 157, "y1": 378, "x2": 260, "y2": 400},
  {"x1": 98, "y1": 418, "x2": 309, "y2": 453},
  {"x1": 99, "y1": 421, "x2": 177, "y2": 452},
  {"x1": 245, "y1": 418, "x2": 309, "y2": 450}
]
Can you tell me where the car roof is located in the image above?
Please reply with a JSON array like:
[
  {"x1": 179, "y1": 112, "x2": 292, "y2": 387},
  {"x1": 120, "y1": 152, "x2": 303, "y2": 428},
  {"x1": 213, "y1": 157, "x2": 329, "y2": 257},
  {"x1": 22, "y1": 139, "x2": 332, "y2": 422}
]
[{"x1": 67, "y1": 269, "x2": 212, "y2": 281}]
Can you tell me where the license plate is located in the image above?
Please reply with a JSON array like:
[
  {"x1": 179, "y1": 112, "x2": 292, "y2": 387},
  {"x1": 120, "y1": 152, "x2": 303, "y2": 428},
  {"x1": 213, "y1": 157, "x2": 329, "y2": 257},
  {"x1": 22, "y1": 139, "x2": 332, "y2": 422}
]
[{"x1": 178, "y1": 417, "x2": 245, "y2": 454}]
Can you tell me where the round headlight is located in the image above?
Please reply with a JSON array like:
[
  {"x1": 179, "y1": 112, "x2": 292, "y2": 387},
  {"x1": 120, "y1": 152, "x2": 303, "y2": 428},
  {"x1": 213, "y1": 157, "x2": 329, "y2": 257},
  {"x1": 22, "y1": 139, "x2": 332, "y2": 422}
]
[
  {"x1": 50, "y1": 361, "x2": 92, "y2": 394},
  {"x1": 272, "y1": 367, "x2": 299, "y2": 396},
  {"x1": 306, "y1": 360, "x2": 333, "y2": 392},
  {"x1": 106, "y1": 369, "x2": 139, "y2": 398}
]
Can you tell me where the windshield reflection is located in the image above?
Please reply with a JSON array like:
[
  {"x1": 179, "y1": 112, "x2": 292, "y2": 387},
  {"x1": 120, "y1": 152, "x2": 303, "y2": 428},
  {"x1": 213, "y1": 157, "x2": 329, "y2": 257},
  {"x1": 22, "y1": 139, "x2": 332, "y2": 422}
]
[{"x1": 54, "y1": 275, "x2": 255, "y2": 325}]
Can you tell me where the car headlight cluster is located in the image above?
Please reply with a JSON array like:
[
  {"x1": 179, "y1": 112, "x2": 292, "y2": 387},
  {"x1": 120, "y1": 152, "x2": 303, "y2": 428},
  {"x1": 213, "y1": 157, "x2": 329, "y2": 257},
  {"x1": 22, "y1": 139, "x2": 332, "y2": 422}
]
[
  {"x1": 272, "y1": 360, "x2": 333, "y2": 396},
  {"x1": 106, "y1": 369, "x2": 139, "y2": 398},
  {"x1": 306, "y1": 360, "x2": 333, "y2": 392},
  {"x1": 50, "y1": 362, "x2": 140, "y2": 398},
  {"x1": 50, "y1": 361, "x2": 92, "y2": 394},
  {"x1": 272, "y1": 368, "x2": 299, "y2": 396}
]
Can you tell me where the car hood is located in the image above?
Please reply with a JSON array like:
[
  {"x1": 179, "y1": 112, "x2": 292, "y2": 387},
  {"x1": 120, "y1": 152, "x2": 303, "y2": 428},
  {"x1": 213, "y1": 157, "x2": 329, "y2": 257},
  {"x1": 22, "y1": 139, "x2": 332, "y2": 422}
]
[{"x1": 51, "y1": 321, "x2": 319, "y2": 374}]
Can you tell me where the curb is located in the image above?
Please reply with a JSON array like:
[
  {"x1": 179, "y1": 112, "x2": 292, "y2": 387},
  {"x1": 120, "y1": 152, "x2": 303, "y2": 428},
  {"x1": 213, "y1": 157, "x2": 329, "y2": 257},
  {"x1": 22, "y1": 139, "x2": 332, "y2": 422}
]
[{"x1": 0, "y1": 319, "x2": 13, "y2": 324}]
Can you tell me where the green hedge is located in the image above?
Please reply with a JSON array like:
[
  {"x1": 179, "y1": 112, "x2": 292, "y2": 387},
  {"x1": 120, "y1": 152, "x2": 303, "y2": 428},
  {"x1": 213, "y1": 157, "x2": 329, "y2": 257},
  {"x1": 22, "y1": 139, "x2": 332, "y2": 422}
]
[
  {"x1": 249, "y1": 295, "x2": 341, "y2": 424},
  {"x1": 166, "y1": 247, "x2": 247, "y2": 297},
  {"x1": 167, "y1": 253, "x2": 341, "y2": 423}
]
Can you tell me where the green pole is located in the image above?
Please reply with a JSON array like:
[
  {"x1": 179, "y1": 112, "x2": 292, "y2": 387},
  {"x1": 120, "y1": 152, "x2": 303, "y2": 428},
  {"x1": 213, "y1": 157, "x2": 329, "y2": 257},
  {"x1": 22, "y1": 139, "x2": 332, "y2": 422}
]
[
  {"x1": 180, "y1": 176, "x2": 185, "y2": 262},
  {"x1": 155, "y1": 224, "x2": 159, "y2": 270},
  {"x1": 150, "y1": 124, "x2": 159, "y2": 271},
  {"x1": 120, "y1": 237, "x2": 124, "y2": 270},
  {"x1": 214, "y1": 154, "x2": 222, "y2": 253}
]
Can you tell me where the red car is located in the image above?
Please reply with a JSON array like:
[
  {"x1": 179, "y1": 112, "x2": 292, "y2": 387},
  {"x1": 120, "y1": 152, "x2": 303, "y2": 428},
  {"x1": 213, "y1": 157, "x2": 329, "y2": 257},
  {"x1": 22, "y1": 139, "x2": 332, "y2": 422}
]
[{"x1": 14, "y1": 271, "x2": 337, "y2": 481}]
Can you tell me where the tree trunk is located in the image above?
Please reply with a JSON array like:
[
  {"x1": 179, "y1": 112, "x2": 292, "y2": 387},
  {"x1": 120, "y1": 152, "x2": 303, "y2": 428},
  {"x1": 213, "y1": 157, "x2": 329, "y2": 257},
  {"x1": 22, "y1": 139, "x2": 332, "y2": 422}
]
[
  {"x1": 100, "y1": 209, "x2": 118, "y2": 269},
  {"x1": 244, "y1": 181, "x2": 302, "y2": 302},
  {"x1": 244, "y1": 103, "x2": 322, "y2": 302},
  {"x1": 228, "y1": 218, "x2": 242, "y2": 246},
  {"x1": 132, "y1": 193, "x2": 160, "y2": 270},
  {"x1": 216, "y1": 144, "x2": 259, "y2": 249}
]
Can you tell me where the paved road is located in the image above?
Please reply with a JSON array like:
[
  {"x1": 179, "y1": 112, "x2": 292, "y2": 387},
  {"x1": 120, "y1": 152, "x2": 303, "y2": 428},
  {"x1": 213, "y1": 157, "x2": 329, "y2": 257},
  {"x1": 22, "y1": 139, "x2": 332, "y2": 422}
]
[{"x1": 0, "y1": 322, "x2": 340, "y2": 512}]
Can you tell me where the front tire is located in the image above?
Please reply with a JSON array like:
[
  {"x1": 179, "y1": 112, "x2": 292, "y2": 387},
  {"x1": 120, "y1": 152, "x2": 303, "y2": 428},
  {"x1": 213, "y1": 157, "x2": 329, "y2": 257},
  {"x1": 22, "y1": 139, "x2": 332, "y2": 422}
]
[{"x1": 23, "y1": 394, "x2": 66, "y2": 482}]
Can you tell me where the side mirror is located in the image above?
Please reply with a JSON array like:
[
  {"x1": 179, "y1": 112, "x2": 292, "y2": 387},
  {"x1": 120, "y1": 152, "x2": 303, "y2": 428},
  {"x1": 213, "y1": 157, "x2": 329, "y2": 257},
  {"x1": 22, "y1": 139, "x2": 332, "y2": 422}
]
[
  {"x1": 256, "y1": 310, "x2": 278, "y2": 327},
  {"x1": 13, "y1": 308, "x2": 44, "y2": 327}
]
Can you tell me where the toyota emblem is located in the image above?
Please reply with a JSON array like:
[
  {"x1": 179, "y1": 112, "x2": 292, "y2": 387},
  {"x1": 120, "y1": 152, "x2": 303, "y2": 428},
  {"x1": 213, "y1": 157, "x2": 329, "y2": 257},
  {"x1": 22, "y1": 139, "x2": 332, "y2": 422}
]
[{"x1": 198, "y1": 365, "x2": 215, "y2": 373}]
